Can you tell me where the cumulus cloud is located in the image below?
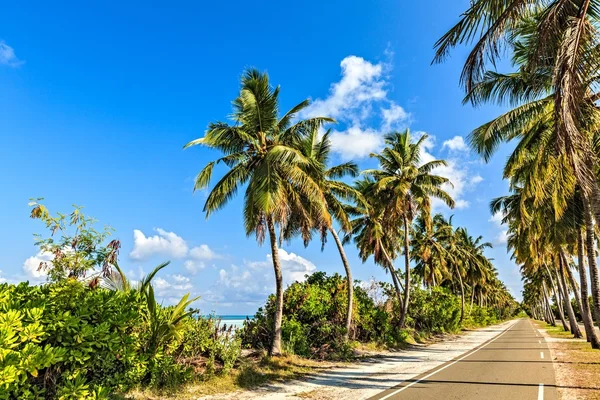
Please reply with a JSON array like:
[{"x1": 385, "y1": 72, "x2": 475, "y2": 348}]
[
  {"x1": 442, "y1": 136, "x2": 469, "y2": 152},
  {"x1": 189, "y1": 244, "x2": 220, "y2": 260},
  {"x1": 22, "y1": 251, "x2": 53, "y2": 281},
  {"x1": 329, "y1": 126, "x2": 383, "y2": 159},
  {"x1": 306, "y1": 56, "x2": 386, "y2": 120},
  {"x1": 130, "y1": 228, "x2": 189, "y2": 260},
  {"x1": 416, "y1": 132, "x2": 482, "y2": 210},
  {"x1": 183, "y1": 260, "x2": 206, "y2": 275},
  {"x1": 495, "y1": 230, "x2": 508, "y2": 245},
  {"x1": 489, "y1": 212, "x2": 508, "y2": 245},
  {"x1": 382, "y1": 103, "x2": 409, "y2": 131},
  {"x1": 489, "y1": 212, "x2": 505, "y2": 227},
  {"x1": 0, "y1": 41, "x2": 23, "y2": 67},
  {"x1": 153, "y1": 274, "x2": 196, "y2": 303},
  {"x1": 130, "y1": 229, "x2": 221, "y2": 265},
  {"x1": 302, "y1": 55, "x2": 409, "y2": 159},
  {"x1": 204, "y1": 249, "x2": 317, "y2": 308}
]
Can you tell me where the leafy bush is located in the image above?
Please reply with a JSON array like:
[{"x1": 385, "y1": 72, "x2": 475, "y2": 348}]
[
  {"x1": 0, "y1": 281, "x2": 241, "y2": 398},
  {"x1": 408, "y1": 286, "x2": 461, "y2": 334},
  {"x1": 242, "y1": 272, "x2": 416, "y2": 358},
  {"x1": 0, "y1": 281, "x2": 147, "y2": 398},
  {"x1": 242, "y1": 273, "x2": 361, "y2": 359}
]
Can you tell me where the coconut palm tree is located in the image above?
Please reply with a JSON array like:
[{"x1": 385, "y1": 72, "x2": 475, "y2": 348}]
[
  {"x1": 412, "y1": 214, "x2": 451, "y2": 287},
  {"x1": 434, "y1": 2, "x2": 600, "y2": 222},
  {"x1": 344, "y1": 177, "x2": 405, "y2": 312},
  {"x1": 284, "y1": 127, "x2": 363, "y2": 340},
  {"x1": 364, "y1": 130, "x2": 455, "y2": 328},
  {"x1": 184, "y1": 69, "x2": 334, "y2": 355}
]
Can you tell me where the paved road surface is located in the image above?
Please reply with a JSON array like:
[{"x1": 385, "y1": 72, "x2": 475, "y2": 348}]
[{"x1": 368, "y1": 319, "x2": 557, "y2": 400}]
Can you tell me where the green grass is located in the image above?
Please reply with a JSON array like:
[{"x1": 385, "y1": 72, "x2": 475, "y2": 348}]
[
  {"x1": 533, "y1": 320, "x2": 578, "y2": 339},
  {"x1": 128, "y1": 353, "x2": 342, "y2": 399}
]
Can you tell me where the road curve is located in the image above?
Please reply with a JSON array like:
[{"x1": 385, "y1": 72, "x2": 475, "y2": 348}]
[{"x1": 368, "y1": 319, "x2": 557, "y2": 400}]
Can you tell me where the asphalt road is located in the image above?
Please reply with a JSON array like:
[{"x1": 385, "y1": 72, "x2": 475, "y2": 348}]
[{"x1": 368, "y1": 319, "x2": 557, "y2": 400}]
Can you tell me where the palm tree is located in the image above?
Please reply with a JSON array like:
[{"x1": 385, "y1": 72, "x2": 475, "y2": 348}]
[
  {"x1": 412, "y1": 214, "x2": 451, "y2": 287},
  {"x1": 285, "y1": 128, "x2": 363, "y2": 340},
  {"x1": 454, "y1": 227, "x2": 493, "y2": 322},
  {"x1": 434, "y1": 2, "x2": 600, "y2": 222},
  {"x1": 184, "y1": 69, "x2": 334, "y2": 355},
  {"x1": 364, "y1": 130, "x2": 455, "y2": 328},
  {"x1": 344, "y1": 178, "x2": 405, "y2": 313}
]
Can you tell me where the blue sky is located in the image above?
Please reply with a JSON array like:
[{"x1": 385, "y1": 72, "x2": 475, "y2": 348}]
[{"x1": 0, "y1": 0, "x2": 520, "y2": 314}]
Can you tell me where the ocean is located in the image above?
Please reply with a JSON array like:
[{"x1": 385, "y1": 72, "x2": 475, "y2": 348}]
[{"x1": 202, "y1": 315, "x2": 252, "y2": 329}]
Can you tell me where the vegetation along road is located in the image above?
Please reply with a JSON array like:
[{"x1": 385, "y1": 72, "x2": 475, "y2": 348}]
[{"x1": 369, "y1": 319, "x2": 556, "y2": 400}]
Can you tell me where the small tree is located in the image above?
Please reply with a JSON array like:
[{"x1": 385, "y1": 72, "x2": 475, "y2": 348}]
[{"x1": 28, "y1": 199, "x2": 120, "y2": 282}]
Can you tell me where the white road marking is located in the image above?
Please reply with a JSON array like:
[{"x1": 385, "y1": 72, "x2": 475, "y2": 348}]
[
  {"x1": 540, "y1": 352, "x2": 544, "y2": 359},
  {"x1": 538, "y1": 383, "x2": 544, "y2": 400},
  {"x1": 538, "y1": 340, "x2": 541, "y2": 344},
  {"x1": 376, "y1": 321, "x2": 517, "y2": 400}
]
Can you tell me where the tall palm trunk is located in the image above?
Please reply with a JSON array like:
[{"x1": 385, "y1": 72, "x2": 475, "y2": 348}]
[
  {"x1": 557, "y1": 259, "x2": 582, "y2": 338},
  {"x1": 577, "y1": 230, "x2": 600, "y2": 348},
  {"x1": 542, "y1": 281, "x2": 556, "y2": 326},
  {"x1": 267, "y1": 216, "x2": 284, "y2": 356},
  {"x1": 561, "y1": 250, "x2": 586, "y2": 331},
  {"x1": 329, "y1": 227, "x2": 353, "y2": 341},
  {"x1": 454, "y1": 263, "x2": 465, "y2": 323},
  {"x1": 544, "y1": 263, "x2": 569, "y2": 331},
  {"x1": 398, "y1": 215, "x2": 411, "y2": 329},
  {"x1": 382, "y1": 246, "x2": 404, "y2": 313},
  {"x1": 583, "y1": 198, "x2": 600, "y2": 327}
]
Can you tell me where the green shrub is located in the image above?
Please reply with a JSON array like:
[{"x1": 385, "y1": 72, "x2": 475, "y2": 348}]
[
  {"x1": 408, "y1": 286, "x2": 461, "y2": 334},
  {"x1": 0, "y1": 281, "x2": 147, "y2": 398},
  {"x1": 0, "y1": 281, "x2": 239, "y2": 398}
]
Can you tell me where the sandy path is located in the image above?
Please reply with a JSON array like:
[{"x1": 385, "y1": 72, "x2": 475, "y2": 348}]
[{"x1": 198, "y1": 320, "x2": 515, "y2": 400}]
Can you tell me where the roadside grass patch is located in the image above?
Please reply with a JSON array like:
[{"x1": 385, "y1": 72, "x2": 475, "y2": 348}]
[
  {"x1": 535, "y1": 321, "x2": 600, "y2": 400},
  {"x1": 127, "y1": 353, "x2": 342, "y2": 399}
]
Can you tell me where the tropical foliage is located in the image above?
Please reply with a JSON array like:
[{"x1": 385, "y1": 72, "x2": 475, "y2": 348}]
[{"x1": 438, "y1": 0, "x2": 600, "y2": 350}]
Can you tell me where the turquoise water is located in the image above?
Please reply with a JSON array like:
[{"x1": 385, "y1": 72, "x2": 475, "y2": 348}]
[{"x1": 201, "y1": 315, "x2": 252, "y2": 329}]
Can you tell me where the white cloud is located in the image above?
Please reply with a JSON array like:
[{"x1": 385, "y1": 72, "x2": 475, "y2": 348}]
[
  {"x1": 495, "y1": 230, "x2": 508, "y2": 245},
  {"x1": 130, "y1": 228, "x2": 189, "y2": 260},
  {"x1": 489, "y1": 212, "x2": 508, "y2": 245},
  {"x1": 416, "y1": 132, "x2": 482, "y2": 211},
  {"x1": 0, "y1": 41, "x2": 23, "y2": 67},
  {"x1": 204, "y1": 249, "x2": 317, "y2": 307},
  {"x1": 183, "y1": 260, "x2": 206, "y2": 275},
  {"x1": 382, "y1": 103, "x2": 409, "y2": 131},
  {"x1": 189, "y1": 244, "x2": 220, "y2": 260},
  {"x1": 489, "y1": 212, "x2": 505, "y2": 227},
  {"x1": 330, "y1": 126, "x2": 383, "y2": 160},
  {"x1": 153, "y1": 274, "x2": 195, "y2": 301},
  {"x1": 442, "y1": 136, "x2": 469, "y2": 152},
  {"x1": 22, "y1": 251, "x2": 53, "y2": 281},
  {"x1": 0, "y1": 270, "x2": 7, "y2": 284},
  {"x1": 303, "y1": 55, "x2": 409, "y2": 159},
  {"x1": 470, "y1": 175, "x2": 484, "y2": 185},
  {"x1": 306, "y1": 56, "x2": 386, "y2": 120},
  {"x1": 130, "y1": 229, "x2": 223, "y2": 269}
]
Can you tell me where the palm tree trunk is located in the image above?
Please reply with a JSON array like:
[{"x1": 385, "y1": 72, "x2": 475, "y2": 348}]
[
  {"x1": 544, "y1": 263, "x2": 569, "y2": 331},
  {"x1": 381, "y1": 246, "x2": 404, "y2": 312},
  {"x1": 398, "y1": 215, "x2": 411, "y2": 329},
  {"x1": 267, "y1": 216, "x2": 284, "y2": 356},
  {"x1": 470, "y1": 286, "x2": 476, "y2": 314},
  {"x1": 542, "y1": 281, "x2": 556, "y2": 326},
  {"x1": 454, "y1": 264, "x2": 465, "y2": 323},
  {"x1": 583, "y1": 198, "x2": 600, "y2": 328},
  {"x1": 561, "y1": 250, "x2": 586, "y2": 330},
  {"x1": 329, "y1": 227, "x2": 353, "y2": 342},
  {"x1": 557, "y1": 259, "x2": 582, "y2": 338},
  {"x1": 577, "y1": 229, "x2": 600, "y2": 348}
]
